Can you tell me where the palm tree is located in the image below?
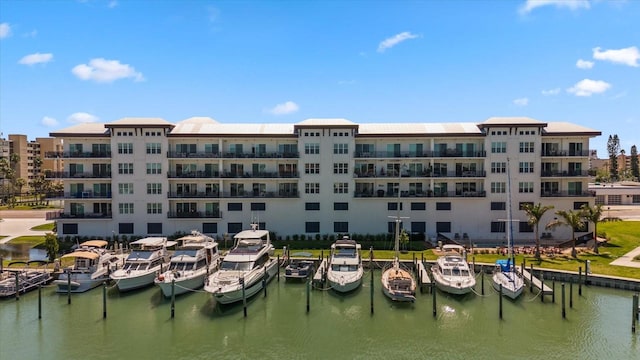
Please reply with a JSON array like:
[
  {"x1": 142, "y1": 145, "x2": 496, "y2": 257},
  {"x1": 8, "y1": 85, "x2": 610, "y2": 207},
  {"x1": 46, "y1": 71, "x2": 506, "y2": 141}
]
[
  {"x1": 581, "y1": 204, "x2": 604, "y2": 254},
  {"x1": 546, "y1": 209, "x2": 586, "y2": 258},
  {"x1": 521, "y1": 203, "x2": 554, "y2": 260}
]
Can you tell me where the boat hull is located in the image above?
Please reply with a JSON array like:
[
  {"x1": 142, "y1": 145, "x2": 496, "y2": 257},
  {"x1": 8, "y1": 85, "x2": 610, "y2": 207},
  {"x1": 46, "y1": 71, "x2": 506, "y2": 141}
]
[
  {"x1": 156, "y1": 272, "x2": 207, "y2": 297},
  {"x1": 381, "y1": 267, "x2": 416, "y2": 302},
  {"x1": 111, "y1": 270, "x2": 158, "y2": 292},
  {"x1": 492, "y1": 271, "x2": 524, "y2": 300},
  {"x1": 54, "y1": 273, "x2": 109, "y2": 293},
  {"x1": 207, "y1": 260, "x2": 278, "y2": 305},
  {"x1": 432, "y1": 272, "x2": 476, "y2": 295},
  {"x1": 328, "y1": 275, "x2": 363, "y2": 293}
]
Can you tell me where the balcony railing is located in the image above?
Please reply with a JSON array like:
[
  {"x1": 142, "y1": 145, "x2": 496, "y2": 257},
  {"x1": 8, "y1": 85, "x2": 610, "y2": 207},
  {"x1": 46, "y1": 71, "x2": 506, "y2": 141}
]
[
  {"x1": 540, "y1": 170, "x2": 590, "y2": 177},
  {"x1": 167, "y1": 211, "x2": 222, "y2": 219},
  {"x1": 167, "y1": 171, "x2": 299, "y2": 179},
  {"x1": 540, "y1": 191, "x2": 596, "y2": 197},
  {"x1": 45, "y1": 171, "x2": 112, "y2": 179},
  {"x1": 46, "y1": 211, "x2": 113, "y2": 220},
  {"x1": 63, "y1": 192, "x2": 112, "y2": 199},
  {"x1": 354, "y1": 150, "x2": 486, "y2": 158},
  {"x1": 44, "y1": 151, "x2": 111, "y2": 158},
  {"x1": 541, "y1": 150, "x2": 590, "y2": 157},
  {"x1": 354, "y1": 170, "x2": 486, "y2": 178},
  {"x1": 167, "y1": 151, "x2": 299, "y2": 159},
  {"x1": 167, "y1": 190, "x2": 299, "y2": 198},
  {"x1": 353, "y1": 190, "x2": 486, "y2": 198}
]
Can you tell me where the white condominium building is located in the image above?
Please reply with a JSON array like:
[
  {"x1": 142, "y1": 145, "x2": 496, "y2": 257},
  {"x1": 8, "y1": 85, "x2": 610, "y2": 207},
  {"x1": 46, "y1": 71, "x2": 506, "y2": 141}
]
[{"x1": 46, "y1": 116, "x2": 600, "y2": 246}]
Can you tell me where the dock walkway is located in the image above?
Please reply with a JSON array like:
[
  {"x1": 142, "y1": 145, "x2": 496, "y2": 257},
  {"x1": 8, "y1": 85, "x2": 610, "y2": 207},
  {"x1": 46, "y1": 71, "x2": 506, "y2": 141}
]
[{"x1": 518, "y1": 267, "x2": 553, "y2": 295}]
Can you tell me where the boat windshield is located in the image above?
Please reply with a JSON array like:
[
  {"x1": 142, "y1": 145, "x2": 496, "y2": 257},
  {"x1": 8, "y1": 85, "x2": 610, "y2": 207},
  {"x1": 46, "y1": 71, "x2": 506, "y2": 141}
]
[
  {"x1": 168, "y1": 262, "x2": 196, "y2": 271},
  {"x1": 173, "y1": 249, "x2": 198, "y2": 258},
  {"x1": 334, "y1": 248, "x2": 356, "y2": 258},
  {"x1": 123, "y1": 263, "x2": 149, "y2": 271},
  {"x1": 331, "y1": 264, "x2": 359, "y2": 272},
  {"x1": 127, "y1": 251, "x2": 154, "y2": 260},
  {"x1": 443, "y1": 268, "x2": 470, "y2": 276},
  {"x1": 220, "y1": 261, "x2": 252, "y2": 271}
]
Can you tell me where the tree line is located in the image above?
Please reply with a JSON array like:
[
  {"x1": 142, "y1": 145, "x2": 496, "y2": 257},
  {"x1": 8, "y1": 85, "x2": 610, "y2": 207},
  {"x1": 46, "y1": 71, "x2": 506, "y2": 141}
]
[
  {"x1": 606, "y1": 134, "x2": 639, "y2": 181},
  {"x1": 0, "y1": 154, "x2": 63, "y2": 207}
]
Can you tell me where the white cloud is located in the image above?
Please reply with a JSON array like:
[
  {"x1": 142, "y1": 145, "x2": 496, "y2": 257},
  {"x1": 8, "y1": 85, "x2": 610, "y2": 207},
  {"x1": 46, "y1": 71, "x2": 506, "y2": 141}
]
[
  {"x1": 576, "y1": 59, "x2": 594, "y2": 69},
  {"x1": 41, "y1": 116, "x2": 59, "y2": 127},
  {"x1": 592, "y1": 46, "x2": 639, "y2": 67},
  {"x1": 266, "y1": 101, "x2": 299, "y2": 115},
  {"x1": 377, "y1": 32, "x2": 419, "y2": 53},
  {"x1": 18, "y1": 52, "x2": 53, "y2": 65},
  {"x1": 567, "y1": 79, "x2": 611, "y2": 96},
  {"x1": 67, "y1": 112, "x2": 99, "y2": 123},
  {"x1": 541, "y1": 88, "x2": 561, "y2": 96},
  {"x1": 108, "y1": 1, "x2": 118, "y2": 8},
  {"x1": 72, "y1": 58, "x2": 144, "y2": 83},
  {"x1": 23, "y1": 30, "x2": 37, "y2": 38},
  {"x1": 0, "y1": 23, "x2": 10, "y2": 39},
  {"x1": 519, "y1": 0, "x2": 591, "y2": 14},
  {"x1": 513, "y1": 97, "x2": 529, "y2": 106}
]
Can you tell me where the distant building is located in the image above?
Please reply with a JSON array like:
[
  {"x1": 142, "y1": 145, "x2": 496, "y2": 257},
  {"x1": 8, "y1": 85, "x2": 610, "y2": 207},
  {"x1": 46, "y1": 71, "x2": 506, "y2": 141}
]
[
  {"x1": 590, "y1": 181, "x2": 640, "y2": 205},
  {"x1": 0, "y1": 134, "x2": 63, "y2": 184}
]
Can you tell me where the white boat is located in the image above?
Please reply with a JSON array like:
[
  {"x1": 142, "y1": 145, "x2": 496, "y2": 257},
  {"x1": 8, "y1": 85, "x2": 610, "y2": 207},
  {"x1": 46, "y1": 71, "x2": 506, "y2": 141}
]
[
  {"x1": 381, "y1": 227, "x2": 416, "y2": 302},
  {"x1": 155, "y1": 231, "x2": 221, "y2": 297},
  {"x1": 431, "y1": 244, "x2": 476, "y2": 295},
  {"x1": 110, "y1": 237, "x2": 175, "y2": 292},
  {"x1": 0, "y1": 261, "x2": 52, "y2": 298},
  {"x1": 491, "y1": 158, "x2": 525, "y2": 299},
  {"x1": 327, "y1": 236, "x2": 363, "y2": 293},
  {"x1": 54, "y1": 240, "x2": 126, "y2": 293},
  {"x1": 203, "y1": 224, "x2": 277, "y2": 304}
]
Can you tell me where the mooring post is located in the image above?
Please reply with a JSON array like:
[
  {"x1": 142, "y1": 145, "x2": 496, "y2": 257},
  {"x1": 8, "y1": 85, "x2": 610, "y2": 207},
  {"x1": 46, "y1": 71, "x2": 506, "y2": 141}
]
[
  {"x1": 499, "y1": 283, "x2": 503, "y2": 320},
  {"x1": 541, "y1": 272, "x2": 545, "y2": 303},
  {"x1": 306, "y1": 277, "x2": 310, "y2": 313},
  {"x1": 370, "y1": 260, "x2": 374, "y2": 315},
  {"x1": 570, "y1": 280, "x2": 573, "y2": 308},
  {"x1": 552, "y1": 277, "x2": 556, "y2": 303},
  {"x1": 432, "y1": 274, "x2": 437, "y2": 318},
  {"x1": 633, "y1": 293, "x2": 639, "y2": 333},
  {"x1": 171, "y1": 279, "x2": 175, "y2": 318},
  {"x1": 529, "y1": 264, "x2": 534, "y2": 292},
  {"x1": 242, "y1": 277, "x2": 247, "y2": 318},
  {"x1": 277, "y1": 255, "x2": 280, "y2": 282},
  {"x1": 103, "y1": 281, "x2": 107, "y2": 319},
  {"x1": 263, "y1": 267, "x2": 267, "y2": 298},
  {"x1": 472, "y1": 256, "x2": 476, "y2": 274},
  {"x1": 320, "y1": 250, "x2": 323, "y2": 263},
  {"x1": 578, "y1": 267, "x2": 583, "y2": 296},
  {"x1": 481, "y1": 266, "x2": 485, "y2": 295},
  {"x1": 421, "y1": 252, "x2": 424, "y2": 263},
  {"x1": 38, "y1": 284, "x2": 42, "y2": 319},
  {"x1": 521, "y1": 260, "x2": 524, "y2": 275},
  {"x1": 15, "y1": 271, "x2": 20, "y2": 301},
  {"x1": 562, "y1": 283, "x2": 566, "y2": 319},
  {"x1": 67, "y1": 271, "x2": 71, "y2": 304}
]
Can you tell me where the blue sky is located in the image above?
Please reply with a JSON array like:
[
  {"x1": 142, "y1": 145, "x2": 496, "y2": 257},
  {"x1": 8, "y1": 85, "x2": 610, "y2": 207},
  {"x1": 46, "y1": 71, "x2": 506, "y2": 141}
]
[{"x1": 0, "y1": 0, "x2": 638, "y2": 156}]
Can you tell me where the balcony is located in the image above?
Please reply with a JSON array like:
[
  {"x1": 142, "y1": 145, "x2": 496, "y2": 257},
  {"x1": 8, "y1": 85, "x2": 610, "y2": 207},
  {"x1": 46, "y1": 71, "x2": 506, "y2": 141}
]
[
  {"x1": 167, "y1": 210, "x2": 222, "y2": 219},
  {"x1": 46, "y1": 211, "x2": 113, "y2": 220},
  {"x1": 64, "y1": 191, "x2": 112, "y2": 199},
  {"x1": 353, "y1": 170, "x2": 486, "y2": 179},
  {"x1": 44, "y1": 151, "x2": 111, "y2": 158},
  {"x1": 167, "y1": 171, "x2": 299, "y2": 179},
  {"x1": 540, "y1": 170, "x2": 590, "y2": 177},
  {"x1": 540, "y1": 191, "x2": 596, "y2": 197},
  {"x1": 541, "y1": 150, "x2": 590, "y2": 157},
  {"x1": 167, "y1": 171, "x2": 221, "y2": 179},
  {"x1": 353, "y1": 190, "x2": 486, "y2": 198},
  {"x1": 354, "y1": 150, "x2": 486, "y2": 158},
  {"x1": 168, "y1": 191, "x2": 220, "y2": 199},
  {"x1": 45, "y1": 171, "x2": 112, "y2": 179}
]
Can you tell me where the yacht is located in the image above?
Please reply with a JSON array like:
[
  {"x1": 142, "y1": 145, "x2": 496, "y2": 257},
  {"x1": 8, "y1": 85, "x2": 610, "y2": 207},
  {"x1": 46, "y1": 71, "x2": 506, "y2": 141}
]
[
  {"x1": 203, "y1": 224, "x2": 277, "y2": 304},
  {"x1": 381, "y1": 228, "x2": 416, "y2": 302},
  {"x1": 0, "y1": 261, "x2": 52, "y2": 298},
  {"x1": 110, "y1": 237, "x2": 175, "y2": 292},
  {"x1": 326, "y1": 236, "x2": 363, "y2": 293},
  {"x1": 155, "y1": 231, "x2": 221, "y2": 297},
  {"x1": 431, "y1": 244, "x2": 476, "y2": 295},
  {"x1": 54, "y1": 240, "x2": 126, "y2": 293}
]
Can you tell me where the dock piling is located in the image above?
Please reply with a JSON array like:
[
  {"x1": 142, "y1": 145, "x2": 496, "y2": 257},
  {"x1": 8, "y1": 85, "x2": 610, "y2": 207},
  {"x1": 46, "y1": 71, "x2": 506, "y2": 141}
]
[
  {"x1": 306, "y1": 277, "x2": 310, "y2": 313},
  {"x1": 499, "y1": 283, "x2": 503, "y2": 320},
  {"x1": 67, "y1": 271, "x2": 71, "y2": 304},
  {"x1": 103, "y1": 281, "x2": 107, "y2": 318},
  {"x1": 632, "y1": 293, "x2": 639, "y2": 333},
  {"x1": 570, "y1": 280, "x2": 573, "y2": 308},
  {"x1": 481, "y1": 266, "x2": 484, "y2": 295},
  {"x1": 15, "y1": 271, "x2": 20, "y2": 301},
  {"x1": 38, "y1": 284, "x2": 42, "y2": 319},
  {"x1": 263, "y1": 267, "x2": 267, "y2": 298},
  {"x1": 171, "y1": 279, "x2": 175, "y2": 318},
  {"x1": 432, "y1": 273, "x2": 437, "y2": 318},
  {"x1": 541, "y1": 272, "x2": 544, "y2": 303},
  {"x1": 277, "y1": 255, "x2": 280, "y2": 282},
  {"x1": 242, "y1": 277, "x2": 247, "y2": 318},
  {"x1": 370, "y1": 247, "x2": 374, "y2": 315},
  {"x1": 578, "y1": 267, "x2": 583, "y2": 296},
  {"x1": 552, "y1": 277, "x2": 556, "y2": 303},
  {"x1": 562, "y1": 283, "x2": 566, "y2": 319},
  {"x1": 529, "y1": 264, "x2": 534, "y2": 292}
]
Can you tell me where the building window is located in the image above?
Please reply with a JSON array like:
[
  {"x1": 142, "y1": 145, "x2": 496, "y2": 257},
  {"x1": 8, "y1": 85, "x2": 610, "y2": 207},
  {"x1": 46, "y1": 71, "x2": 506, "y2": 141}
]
[
  {"x1": 147, "y1": 203, "x2": 162, "y2": 214},
  {"x1": 435, "y1": 202, "x2": 450, "y2": 210},
  {"x1": 573, "y1": 201, "x2": 588, "y2": 210},
  {"x1": 118, "y1": 163, "x2": 134, "y2": 175},
  {"x1": 251, "y1": 202, "x2": 266, "y2": 211},
  {"x1": 305, "y1": 143, "x2": 320, "y2": 154},
  {"x1": 334, "y1": 222, "x2": 349, "y2": 233},
  {"x1": 147, "y1": 183, "x2": 162, "y2": 194},
  {"x1": 491, "y1": 202, "x2": 506, "y2": 210},
  {"x1": 519, "y1": 142, "x2": 535, "y2": 153},
  {"x1": 118, "y1": 183, "x2": 134, "y2": 195},
  {"x1": 518, "y1": 182, "x2": 534, "y2": 193},
  {"x1": 305, "y1": 183, "x2": 320, "y2": 194},
  {"x1": 118, "y1": 223, "x2": 134, "y2": 234},
  {"x1": 519, "y1": 162, "x2": 534, "y2": 173},
  {"x1": 305, "y1": 163, "x2": 320, "y2": 174},
  {"x1": 388, "y1": 202, "x2": 403, "y2": 211},
  {"x1": 334, "y1": 202, "x2": 348, "y2": 210},
  {"x1": 519, "y1": 221, "x2": 533, "y2": 233},
  {"x1": 62, "y1": 223, "x2": 78, "y2": 235},
  {"x1": 491, "y1": 162, "x2": 506, "y2": 173},
  {"x1": 306, "y1": 222, "x2": 320, "y2": 233},
  {"x1": 333, "y1": 144, "x2": 348, "y2": 154},
  {"x1": 411, "y1": 202, "x2": 426, "y2": 210},
  {"x1": 411, "y1": 222, "x2": 426, "y2": 234},
  {"x1": 305, "y1": 202, "x2": 320, "y2": 210},
  {"x1": 491, "y1": 221, "x2": 506, "y2": 233},
  {"x1": 147, "y1": 223, "x2": 163, "y2": 234},
  {"x1": 119, "y1": 203, "x2": 134, "y2": 214},
  {"x1": 117, "y1": 143, "x2": 133, "y2": 154},
  {"x1": 333, "y1": 182, "x2": 348, "y2": 194},
  {"x1": 519, "y1": 202, "x2": 534, "y2": 210},
  {"x1": 490, "y1": 182, "x2": 506, "y2": 194},
  {"x1": 228, "y1": 223, "x2": 243, "y2": 234},
  {"x1": 436, "y1": 222, "x2": 451, "y2": 233},
  {"x1": 146, "y1": 143, "x2": 161, "y2": 154},
  {"x1": 227, "y1": 203, "x2": 242, "y2": 211},
  {"x1": 203, "y1": 223, "x2": 217, "y2": 234},
  {"x1": 491, "y1": 142, "x2": 506, "y2": 153},
  {"x1": 388, "y1": 221, "x2": 404, "y2": 233},
  {"x1": 146, "y1": 163, "x2": 162, "y2": 175},
  {"x1": 333, "y1": 163, "x2": 349, "y2": 174}
]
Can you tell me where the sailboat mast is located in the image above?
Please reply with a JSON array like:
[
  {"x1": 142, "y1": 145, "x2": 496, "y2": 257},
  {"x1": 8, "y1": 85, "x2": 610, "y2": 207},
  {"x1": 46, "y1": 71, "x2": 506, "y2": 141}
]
[
  {"x1": 506, "y1": 157, "x2": 515, "y2": 266},
  {"x1": 395, "y1": 166, "x2": 401, "y2": 260}
]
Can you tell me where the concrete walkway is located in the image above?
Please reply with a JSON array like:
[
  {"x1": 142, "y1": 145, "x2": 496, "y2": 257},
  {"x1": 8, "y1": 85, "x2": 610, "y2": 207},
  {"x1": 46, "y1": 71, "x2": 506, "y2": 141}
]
[
  {"x1": 0, "y1": 210, "x2": 51, "y2": 244},
  {"x1": 610, "y1": 246, "x2": 640, "y2": 268}
]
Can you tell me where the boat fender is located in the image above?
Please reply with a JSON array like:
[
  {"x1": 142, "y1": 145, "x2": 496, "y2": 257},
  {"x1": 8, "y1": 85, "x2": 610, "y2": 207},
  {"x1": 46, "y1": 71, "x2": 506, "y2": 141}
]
[{"x1": 158, "y1": 274, "x2": 164, "y2": 281}]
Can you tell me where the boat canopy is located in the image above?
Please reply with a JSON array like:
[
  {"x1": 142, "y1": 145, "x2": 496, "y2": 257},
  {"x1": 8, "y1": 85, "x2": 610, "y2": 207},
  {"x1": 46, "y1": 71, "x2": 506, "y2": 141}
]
[
  {"x1": 62, "y1": 251, "x2": 100, "y2": 260},
  {"x1": 496, "y1": 259, "x2": 512, "y2": 272},
  {"x1": 442, "y1": 244, "x2": 465, "y2": 252},
  {"x1": 80, "y1": 240, "x2": 108, "y2": 248}
]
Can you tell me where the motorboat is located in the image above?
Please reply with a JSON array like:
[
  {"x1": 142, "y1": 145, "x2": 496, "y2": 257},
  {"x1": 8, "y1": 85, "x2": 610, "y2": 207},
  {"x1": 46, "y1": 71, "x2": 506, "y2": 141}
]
[
  {"x1": 155, "y1": 231, "x2": 221, "y2": 297},
  {"x1": 54, "y1": 240, "x2": 126, "y2": 293},
  {"x1": 203, "y1": 224, "x2": 277, "y2": 304},
  {"x1": 326, "y1": 236, "x2": 363, "y2": 293},
  {"x1": 491, "y1": 158, "x2": 525, "y2": 299},
  {"x1": 381, "y1": 228, "x2": 416, "y2": 302},
  {"x1": 0, "y1": 261, "x2": 52, "y2": 298},
  {"x1": 431, "y1": 244, "x2": 476, "y2": 295},
  {"x1": 110, "y1": 237, "x2": 175, "y2": 292},
  {"x1": 284, "y1": 258, "x2": 315, "y2": 281}
]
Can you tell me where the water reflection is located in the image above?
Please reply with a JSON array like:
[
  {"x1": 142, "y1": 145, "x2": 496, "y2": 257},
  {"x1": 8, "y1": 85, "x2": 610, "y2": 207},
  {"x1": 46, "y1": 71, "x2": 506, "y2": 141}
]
[{"x1": 0, "y1": 243, "x2": 47, "y2": 261}]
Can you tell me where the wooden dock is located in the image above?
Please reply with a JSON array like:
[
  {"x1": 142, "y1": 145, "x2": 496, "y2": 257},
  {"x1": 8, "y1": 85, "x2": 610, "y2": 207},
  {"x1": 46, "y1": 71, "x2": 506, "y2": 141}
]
[
  {"x1": 518, "y1": 267, "x2": 553, "y2": 295},
  {"x1": 312, "y1": 259, "x2": 327, "y2": 285},
  {"x1": 416, "y1": 262, "x2": 432, "y2": 291}
]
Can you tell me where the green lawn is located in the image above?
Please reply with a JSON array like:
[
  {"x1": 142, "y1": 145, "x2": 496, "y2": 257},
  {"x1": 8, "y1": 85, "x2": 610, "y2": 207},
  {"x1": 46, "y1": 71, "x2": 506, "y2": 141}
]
[
  {"x1": 5, "y1": 235, "x2": 46, "y2": 247},
  {"x1": 30, "y1": 222, "x2": 55, "y2": 231}
]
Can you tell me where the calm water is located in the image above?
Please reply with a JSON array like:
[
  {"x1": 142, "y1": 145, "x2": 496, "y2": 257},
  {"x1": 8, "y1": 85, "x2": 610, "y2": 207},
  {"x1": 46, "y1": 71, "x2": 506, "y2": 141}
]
[{"x1": 1, "y1": 269, "x2": 638, "y2": 360}]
